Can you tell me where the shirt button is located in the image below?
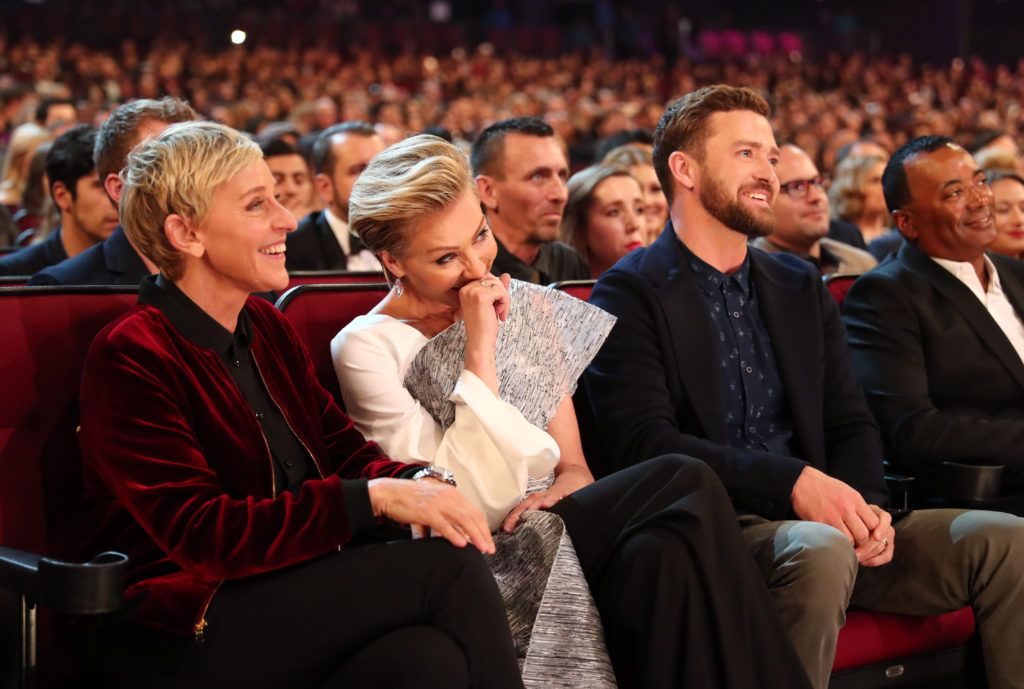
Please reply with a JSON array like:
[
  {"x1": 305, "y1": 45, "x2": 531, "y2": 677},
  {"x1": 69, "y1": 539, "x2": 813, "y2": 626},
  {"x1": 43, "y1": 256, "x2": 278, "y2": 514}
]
[
  {"x1": 732, "y1": 311, "x2": 740, "y2": 318},
  {"x1": 255, "y1": 411, "x2": 264, "y2": 420},
  {"x1": 284, "y1": 460, "x2": 294, "y2": 469},
  {"x1": 745, "y1": 366, "x2": 753, "y2": 374},
  {"x1": 748, "y1": 426, "x2": 756, "y2": 433},
  {"x1": 232, "y1": 360, "x2": 241, "y2": 367}
]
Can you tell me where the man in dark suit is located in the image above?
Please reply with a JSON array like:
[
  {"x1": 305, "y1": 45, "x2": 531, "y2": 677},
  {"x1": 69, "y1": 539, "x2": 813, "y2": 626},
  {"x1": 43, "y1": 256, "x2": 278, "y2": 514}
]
[
  {"x1": 0, "y1": 124, "x2": 118, "y2": 276},
  {"x1": 585, "y1": 85, "x2": 1024, "y2": 689},
  {"x1": 285, "y1": 121, "x2": 384, "y2": 272},
  {"x1": 844, "y1": 136, "x2": 1024, "y2": 480},
  {"x1": 30, "y1": 97, "x2": 198, "y2": 286},
  {"x1": 471, "y1": 117, "x2": 589, "y2": 284}
]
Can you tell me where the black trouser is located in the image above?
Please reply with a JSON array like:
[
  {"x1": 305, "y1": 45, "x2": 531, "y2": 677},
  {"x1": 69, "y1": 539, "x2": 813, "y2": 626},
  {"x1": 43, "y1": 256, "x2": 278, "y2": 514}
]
[
  {"x1": 552, "y1": 454, "x2": 812, "y2": 689},
  {"x1": 97, "y1": 538, "x2": 524, "y2": 689}
]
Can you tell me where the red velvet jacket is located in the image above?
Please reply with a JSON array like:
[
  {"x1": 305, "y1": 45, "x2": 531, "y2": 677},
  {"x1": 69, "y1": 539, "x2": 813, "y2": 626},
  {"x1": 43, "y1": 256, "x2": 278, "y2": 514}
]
[{"x1": 78, "y1": 295, "x2": 414, "y2": 637}]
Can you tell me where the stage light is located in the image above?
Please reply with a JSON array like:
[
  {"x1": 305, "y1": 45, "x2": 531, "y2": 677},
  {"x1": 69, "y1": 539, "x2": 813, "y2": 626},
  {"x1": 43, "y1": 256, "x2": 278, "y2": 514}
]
[{"x1": 230, "y1": 30, "x2": 247, "y2": 45}]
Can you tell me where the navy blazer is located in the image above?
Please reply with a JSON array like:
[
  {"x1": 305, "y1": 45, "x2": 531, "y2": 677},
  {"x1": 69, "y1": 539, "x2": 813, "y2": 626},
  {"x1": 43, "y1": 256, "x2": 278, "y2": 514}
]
[
  {"x1": 285, "y1": 210, "x2": 348, "y2": 272},
  {"x1": 29, "y1": 226, "x2": 148, "y2": 286},
  {"x1": 584, "y1": 224, "x2": 888, "y2": 518},
  {"x1": 0, "y1": 226, "x2": 67, "y2": 277},
  {"x1": 844, "y1": 242, "x2": 1024, "y2": 472}
]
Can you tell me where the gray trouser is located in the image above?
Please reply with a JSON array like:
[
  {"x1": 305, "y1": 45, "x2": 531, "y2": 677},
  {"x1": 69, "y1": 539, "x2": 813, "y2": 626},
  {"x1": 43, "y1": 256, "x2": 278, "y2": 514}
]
[{"x1": 742, "y1": 509, "x2": 1024, "y2": 689}]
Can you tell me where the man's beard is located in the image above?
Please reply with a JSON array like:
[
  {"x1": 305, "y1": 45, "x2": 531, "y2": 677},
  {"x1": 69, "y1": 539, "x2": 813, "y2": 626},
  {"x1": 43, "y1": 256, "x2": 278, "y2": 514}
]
[{"x1": 699, "y1": 173, "x2": 775, "y2": 239}]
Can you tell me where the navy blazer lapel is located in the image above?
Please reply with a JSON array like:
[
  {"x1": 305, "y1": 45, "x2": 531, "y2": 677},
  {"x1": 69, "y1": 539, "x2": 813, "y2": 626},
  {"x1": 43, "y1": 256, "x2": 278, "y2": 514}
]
[
  {"x1": 902, "y1": 242, "x2": 1024, "y2": 389},
  {"x1": 644, "y1": 228, "x2": 729, "y2": 441},
  {"x1": 316, "y1": 212, "x2": 348, "y2": 268},
  {"x1": 748, "y1": 250, "x2": 821, "y2": 459}
]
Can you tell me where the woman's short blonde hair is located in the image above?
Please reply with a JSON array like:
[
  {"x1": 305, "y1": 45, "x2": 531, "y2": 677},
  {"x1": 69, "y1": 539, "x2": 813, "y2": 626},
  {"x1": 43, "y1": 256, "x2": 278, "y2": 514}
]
[
  {"x1": 829, "y1": 154, "x2": 885, "y2": 222},
  {"x1": 560, "y1": 164, "x2": 637, "y2": 264},
  {"x1": 0, "y1": 123, "x2": 51, "y2": 198},
  {"x1": 349, "y1": 134, "x2": 473, "y2": 279},
  {"x1": 120, "y1": 121, "x2": 262, "y2": 281}
]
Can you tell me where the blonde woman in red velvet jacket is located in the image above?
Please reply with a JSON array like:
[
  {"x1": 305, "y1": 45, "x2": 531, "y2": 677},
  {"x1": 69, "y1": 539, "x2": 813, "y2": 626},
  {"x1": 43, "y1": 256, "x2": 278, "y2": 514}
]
[{"x1": 76, "y1": 120, "x2": 524, "y2": 689}]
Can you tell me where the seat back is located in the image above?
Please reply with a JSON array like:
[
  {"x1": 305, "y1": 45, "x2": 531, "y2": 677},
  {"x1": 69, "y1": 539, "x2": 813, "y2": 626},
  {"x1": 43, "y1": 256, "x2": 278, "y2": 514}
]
[
  {"x1": 286, "y1": 270, "x2": 386, "y2": 289},
  {"x1": 549, "y1": 279, "x2": 596, "y2": 301},
  {"x1": 0, "y1": 286, "x2": 138, "y2": 558},
  {"x1": 824, "y1": 274, "x2": 859, "y2": 310},
  {"x1": 275, "y1": 283, "x2": 390, "y2": 403}
]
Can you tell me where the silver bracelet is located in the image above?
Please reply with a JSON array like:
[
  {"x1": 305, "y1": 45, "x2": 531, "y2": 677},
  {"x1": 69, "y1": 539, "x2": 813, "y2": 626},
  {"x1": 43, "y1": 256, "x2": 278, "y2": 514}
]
[{"x1": 411, "y1": 464, "x2": 457, "y2": 487}]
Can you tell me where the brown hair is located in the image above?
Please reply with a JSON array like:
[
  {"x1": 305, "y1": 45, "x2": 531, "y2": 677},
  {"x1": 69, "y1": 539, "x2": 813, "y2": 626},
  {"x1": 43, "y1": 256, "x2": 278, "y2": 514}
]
[
  {"x1": 653, "y1": 85, "x2": 771, "y2": 203},
  {"x1": 94, "y1": 97, "x2": 198, "y2": 181}
]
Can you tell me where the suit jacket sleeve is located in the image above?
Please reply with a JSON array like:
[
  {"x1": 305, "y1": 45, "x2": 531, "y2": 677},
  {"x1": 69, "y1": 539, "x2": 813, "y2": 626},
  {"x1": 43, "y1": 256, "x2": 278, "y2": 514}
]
[
  {"x1": 843, "y1": 270, "x2": 1024, "y2": 470},
  {"x1": 585, "y1": 268, "x2": 808, "y2": 519}
]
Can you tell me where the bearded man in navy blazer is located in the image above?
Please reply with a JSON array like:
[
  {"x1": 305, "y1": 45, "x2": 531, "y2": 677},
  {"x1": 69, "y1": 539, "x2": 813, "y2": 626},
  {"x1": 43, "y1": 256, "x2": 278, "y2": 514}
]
[
  {"x1": 584, "y1": 85, "x2": 1024, "y2": 689},
  {"x1": 844, "y1": 136, "x2": 1024, "y2": 482}
]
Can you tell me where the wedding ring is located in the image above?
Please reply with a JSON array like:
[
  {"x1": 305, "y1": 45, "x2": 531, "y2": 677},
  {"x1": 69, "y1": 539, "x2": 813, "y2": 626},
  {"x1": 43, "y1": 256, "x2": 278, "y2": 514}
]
[{"x1": 882, "y1": 538, "x2": 889, "y2": 548}]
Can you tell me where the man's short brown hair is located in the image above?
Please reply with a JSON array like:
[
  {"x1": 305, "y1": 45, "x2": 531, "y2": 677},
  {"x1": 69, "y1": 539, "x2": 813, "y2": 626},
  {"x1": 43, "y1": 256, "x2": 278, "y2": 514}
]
[
  {"x1": 653, "y1": 85, "x2": 771, "y2": 203},
  {"x1": 94, "y1": 97, "x2": 198, "y2": 181}
]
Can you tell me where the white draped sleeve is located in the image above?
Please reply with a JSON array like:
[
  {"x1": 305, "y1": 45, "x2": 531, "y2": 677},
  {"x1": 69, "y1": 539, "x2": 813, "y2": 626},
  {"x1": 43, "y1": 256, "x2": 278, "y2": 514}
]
[{"x1": 331, "y1": 315, "x2": 560, "y2": 530}]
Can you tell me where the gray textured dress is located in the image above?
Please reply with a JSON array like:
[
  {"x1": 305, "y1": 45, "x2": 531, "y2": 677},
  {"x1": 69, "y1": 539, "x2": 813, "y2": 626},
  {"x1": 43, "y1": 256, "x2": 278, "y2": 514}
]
[{"x1": 403, "y1": 280, "x2": 617, "y2": 689}]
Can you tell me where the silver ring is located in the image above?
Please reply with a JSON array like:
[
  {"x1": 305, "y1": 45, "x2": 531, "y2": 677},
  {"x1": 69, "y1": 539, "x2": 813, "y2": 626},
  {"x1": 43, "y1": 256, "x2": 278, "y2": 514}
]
[{"x1": 882, "y1": 538, "x2": 889, "y2": 548}]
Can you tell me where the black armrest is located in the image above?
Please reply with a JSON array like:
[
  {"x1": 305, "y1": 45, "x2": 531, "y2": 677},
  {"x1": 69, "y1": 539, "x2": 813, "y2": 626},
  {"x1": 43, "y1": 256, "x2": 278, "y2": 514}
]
[
  {"x1": 0, "y1": 547, "x2": 127, "y2": 614},
  {"x1": 883, "y1": 469, "x2": 915, "y2": 511},
  {"x1": 929, "y1": 462, "x2": 1005, "y2": 503}
]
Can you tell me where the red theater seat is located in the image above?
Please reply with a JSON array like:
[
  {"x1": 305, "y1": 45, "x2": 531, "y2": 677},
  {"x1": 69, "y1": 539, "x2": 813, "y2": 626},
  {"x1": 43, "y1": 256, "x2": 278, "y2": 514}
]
[
  {"x1": 275, "y1": 282, "x2": 389, "y2": 403},
  {"x1": 548, "y1": 279, "x2": 596, "y2": 301},
  {"x1": 0, "y1": 286, "x2": 137, "y2": 686},
  {"x1": 0, "y1": 286, "x2": 138, "y2": 557},
  {"x1": 825, "y1": 274, "x2": 859, "y2": 310},
  {"x1": 831, "y1": 606, "x2": 974, "y2": 675},
  {"x1": 286, "y1": 270, "x2": 385, "y2": 290}
]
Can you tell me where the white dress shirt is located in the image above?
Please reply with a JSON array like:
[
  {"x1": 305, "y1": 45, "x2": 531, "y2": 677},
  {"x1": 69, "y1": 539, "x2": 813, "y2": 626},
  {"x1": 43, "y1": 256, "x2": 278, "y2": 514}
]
[
  {"x1": 323, "y1": 207, "x2": 382, "y2": 272},
  {"x1": 932, "y1": 254, "x2": 1024, "y2": 365}
]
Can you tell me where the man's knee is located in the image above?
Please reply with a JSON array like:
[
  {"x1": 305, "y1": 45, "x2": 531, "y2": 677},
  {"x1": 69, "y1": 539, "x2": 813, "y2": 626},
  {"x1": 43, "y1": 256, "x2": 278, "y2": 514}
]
[
  {"x1": 771, "y1": 522, "x2": 858, "y2": 603},
  {"x1": 952, "y1": 510, "x2": 1024, "y2": 570}
]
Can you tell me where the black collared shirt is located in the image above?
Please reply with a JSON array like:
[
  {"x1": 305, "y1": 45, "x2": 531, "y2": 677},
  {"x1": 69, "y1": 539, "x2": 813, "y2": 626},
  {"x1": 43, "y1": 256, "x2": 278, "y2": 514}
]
[
  {"x1": 491, "y1": 234, "x2": 590, "y2": 284},
  {"x1": 682, "y1": 245, "x2": 795, "y2": 456},
  {"x1": 139, "y1": 275, "x2": 315, "y2": 493}
]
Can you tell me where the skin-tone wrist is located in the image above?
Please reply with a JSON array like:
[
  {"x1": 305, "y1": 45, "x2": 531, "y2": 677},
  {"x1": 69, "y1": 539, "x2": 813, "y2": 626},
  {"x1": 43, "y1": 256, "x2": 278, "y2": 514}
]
[{"x1": 463, "y1": 350, "x2": 499, "y2": 394}]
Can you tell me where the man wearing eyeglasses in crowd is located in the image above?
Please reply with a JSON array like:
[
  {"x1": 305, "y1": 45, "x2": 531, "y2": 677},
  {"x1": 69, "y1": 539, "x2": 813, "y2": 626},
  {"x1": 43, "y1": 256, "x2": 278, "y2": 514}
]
[{"x1": 752, "y1": 144, "x2": 877, "y2": 277}]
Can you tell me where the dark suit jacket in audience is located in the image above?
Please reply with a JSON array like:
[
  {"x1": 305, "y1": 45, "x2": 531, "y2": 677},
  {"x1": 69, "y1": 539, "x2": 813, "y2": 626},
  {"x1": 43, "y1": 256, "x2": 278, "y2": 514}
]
[
  {"x1": 29, "y1": 225, "x2": 149, "y2": 286},
  {"x1": 844, "y1": 241, "x2": 1024, "y2": 474},
  {"x1": 285, "y1": 210, "x2": 350, "y2": 272},
  {"x1": 0, "y1": 227, "x2": 67, "y2": 276},
  {"x1": 585, "y1": 226, "x2": 888, "y2": 518}
]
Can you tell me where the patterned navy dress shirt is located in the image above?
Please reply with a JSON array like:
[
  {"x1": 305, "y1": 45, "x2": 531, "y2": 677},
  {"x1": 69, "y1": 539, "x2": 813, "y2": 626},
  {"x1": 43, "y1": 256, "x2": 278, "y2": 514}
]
[{"x1": 684, "y1": 246, "x2": 795, "y2": 457}]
